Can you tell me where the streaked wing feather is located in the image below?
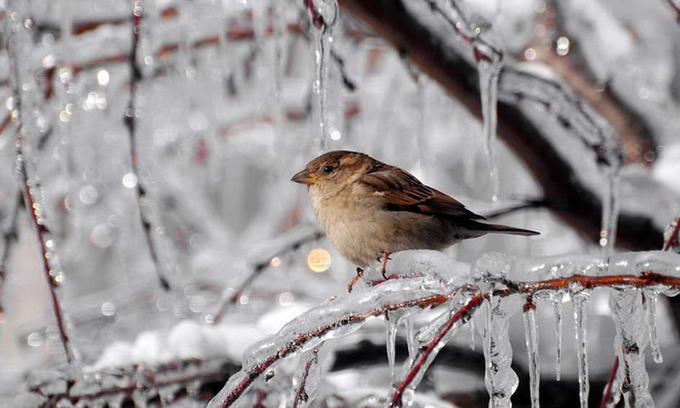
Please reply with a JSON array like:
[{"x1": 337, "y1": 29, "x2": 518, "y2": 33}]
[{"x1": 360, "y1": 166, "x2": 485, "y2": 220}]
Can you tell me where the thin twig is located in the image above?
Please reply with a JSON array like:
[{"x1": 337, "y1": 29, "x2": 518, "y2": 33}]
[
  {"x1": 292, "y1": 346, "x2": 320, "y2": 408},
  {"x1": 0, "y1": 192, "x2": 22, "y2": 315},
  {"x1": 667, "y1": 0, "x2": 680, "y2": 23},
  {"x1": 482, "y1": 198, "x2": 547, "y2": 219},
  {"x1": 125, "y1": 0, "x2": 170, "y2": 290},
  {"x1": 598, "y1": 356, "x2": 620, "y2": 408},
  {"x1": 6, "y1": 4, "x2": 75, "y2": 363}
]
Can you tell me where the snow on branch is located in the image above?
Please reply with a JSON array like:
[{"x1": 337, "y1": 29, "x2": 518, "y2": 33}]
[{"x1": 208, "y1": 250, "x2": 680, "y2": 407}]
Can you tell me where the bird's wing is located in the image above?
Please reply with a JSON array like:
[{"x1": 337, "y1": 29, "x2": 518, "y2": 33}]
[{"x1": 359, "y1": 165, "x2": 485, "y2": 220}]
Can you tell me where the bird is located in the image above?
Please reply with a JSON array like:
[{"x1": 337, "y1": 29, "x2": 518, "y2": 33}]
[{"x1": 291, "y1": 150, "x2": 539, "y2": 276}]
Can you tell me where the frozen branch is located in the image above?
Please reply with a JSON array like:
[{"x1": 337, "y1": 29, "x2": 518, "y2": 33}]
[
  {"x1": 667, "y1": 0, "x2": 680, "y2": 23},
  {"x1": 212, "y1": 223, "x2": 324, "y2": 324},
  {"x1": 6, "y1": 1, "x2": 75, "y2": 363},
  {"x1": 208, "y1": 250, "x2": 680, "y2": 407},
  {"x1": 0, "y1": 192, "x2": 21, "y2": 315},
  {"x1": 125, "y1": 0, "x2": 170, "y2": 291},
  {"x1": 292, "y1": 346, "x2": 321, "y2": 408}
]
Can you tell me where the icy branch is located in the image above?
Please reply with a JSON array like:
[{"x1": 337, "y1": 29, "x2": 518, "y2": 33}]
[
  {"x1": 0, "y1": 192, "x2": 21, "y2": 315},
  {"x1": 6, "y1": 1, "x2": 75, "y2": 363},
  {"x1": 209, "y1": 250, "x2": 680, "y2": 407},
  {"x1": 125, "y1": 0, "x2": 170, "y2": 290}
]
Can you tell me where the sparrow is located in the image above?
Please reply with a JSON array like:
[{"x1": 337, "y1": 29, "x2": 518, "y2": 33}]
[{"x1": 291, "y1": 150, "x2": 539, "y2": 271}]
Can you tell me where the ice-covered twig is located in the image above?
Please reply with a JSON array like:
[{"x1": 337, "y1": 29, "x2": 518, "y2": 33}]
[
  {"x1": 6, "y1": 1, "x2": 75, "y2": 363},
  {"x1": 211, "y1": 223, "x2": 324, "y2": 323},
  {"x1": 422, "y1": 0, "x2": 502, "y2": 64},
  {"x1": 292, "y1": 346, "x2": 321, "y2": 408},
  {"x1": 125, "y1": 0, "x2": 170, "y2": 291},
  {"x1": 207, "y1": 277, "x2": 452, "y2": 407},
  {"x1": 663, "y1": 216, "x2": 680, "y2": 252},
  {"x1": 304, "y1": 0, "x2": 327, "y2": 29},
  {"x1": 666, "y1": 0, "x2": 680, "y2": 23},
  {"x1": 0, "y1": 192, "x2": 21, "y2": 315},
  {"x1": 481, "y1": 198, "x2": 547, "y2": 220},
  {"x1": 210, "y1": 250, "x2": 680, "y2": 407}
]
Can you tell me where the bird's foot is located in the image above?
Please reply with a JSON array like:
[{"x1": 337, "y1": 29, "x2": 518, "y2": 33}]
[
  {"x1": 379, "y1": 251, "x2": 391, "y2": 279},
  {"x1": 347, "y1": 267, "x2": 364, "y2": 293}
]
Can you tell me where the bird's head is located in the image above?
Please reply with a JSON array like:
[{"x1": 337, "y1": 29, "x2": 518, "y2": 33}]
[{"x1": 291, "y1": 150, "x2": 374, "y2": 196}]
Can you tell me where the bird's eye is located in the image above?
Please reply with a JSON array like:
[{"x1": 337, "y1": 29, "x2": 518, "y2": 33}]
[{"x1": 321, "y1": 165, "x2": 334, "y2": 174}]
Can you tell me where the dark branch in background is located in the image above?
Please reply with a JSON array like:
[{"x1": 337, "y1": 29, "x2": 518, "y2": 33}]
[
  {"x1": 337, "y1": 0, "x2": 666, "y2": 252},
  {"x1": 212, "y1": 223, "x2": 324, "y2": 324},
  {"x1": 210, "y1": 268, "x2": 680, "y2": 407},
  {"x1": 0, "y1": 192, "x2": 22, "y2": 315},
  {"x1": 668, "y1": 0, "x2": 680, "y2": 22},
  {"x1": 6, "y1": 6, "x2": 75, "y2": 363},
  {"x1": 125, "y1": 0, "x2": 170, "y2": 291},
  {"x1": 304, "y1": 0, "x2": 326, "y2": 29},
  {"x1": 481, "y1": 198, "x2": 547, "y2": 220}
]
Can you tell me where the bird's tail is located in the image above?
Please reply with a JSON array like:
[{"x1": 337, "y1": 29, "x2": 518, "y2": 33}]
[{"x1": 471, "y1": 222, "x2": 540, "y2": 236}]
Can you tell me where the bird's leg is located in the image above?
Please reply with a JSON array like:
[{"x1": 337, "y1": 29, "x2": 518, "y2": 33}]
[
  {"x1": 380, "y1": 251, "x2": 391, "y2": 279},
  {"x1": 347, "y1": 267, "x2": 364, "y2": 293}
]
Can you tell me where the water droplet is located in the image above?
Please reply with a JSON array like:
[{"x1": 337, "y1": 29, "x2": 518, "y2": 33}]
[
  {"x1": 97, "y1": 70, "x2": 110, "y2": 86},
  {"x1": 122, "y1": 173, "x2": 138, "y2": 188},
  {"x1": 101, "y1": 302, "x2": 116, "y2": 316},
  {"x1": 307, "y1": 248, "x2": 331, "y2": 273}
]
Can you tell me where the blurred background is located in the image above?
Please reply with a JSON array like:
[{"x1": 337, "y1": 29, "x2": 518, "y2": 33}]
[{"x1": 1, "y1": 0, "x2": 680, "y2": 406}]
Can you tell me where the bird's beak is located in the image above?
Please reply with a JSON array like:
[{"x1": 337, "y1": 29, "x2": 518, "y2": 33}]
[{"x1": 291, "y1": 169, "x2": 317, "y2": 185}]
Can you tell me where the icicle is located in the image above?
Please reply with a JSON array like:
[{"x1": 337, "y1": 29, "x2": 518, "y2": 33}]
[
  {"x1": 482, "y1": 295, "x2": 520, "y2": 408},
  {"x1": 523, "y1": 304, "x2": 540, "y2": 408},
  {"x1": 646, "y1": 291, "x2": 663, "y2": 363},
  {"x1": 599, "y1": 165, "x2": 621, "y2": 254},
  {"x1": 478, "y1": 60, "x2": 502, "y2": 203},
  {"x1": 573, "y1": 293, "x2": 590, "y2": 408},
  {"x1": 403, "y1": 314, "x2": 417, "y2": 359},
  {"x1": 386, "y1": 318, "x2": 397, "y2": 380},
  {"x1": 612, "y1": 290, "x2": 654, "y2": 407},
  {"x1": 309, "y1": 0, "x2": 338, "y2": 152},
  {"x1": 469, "y1": 317, "x2": 476, "y2": 351},
  {"x1": 553, "y1": 293, "x2": 563, "y2": 381}
]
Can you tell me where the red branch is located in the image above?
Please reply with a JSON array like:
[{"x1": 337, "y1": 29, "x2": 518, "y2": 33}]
[
  {"x1": 598, "y1": 356, "x2": 620, "y2": 408},
  {"x1": 663, "y1": 216, "x2": 680, "y2": 252},
  {"x1": 304, "y1": 0, "x2": 326, "y2": 29},
  {"x1": 668, "y1": 0, "x2": 680, "y2": 23},
  {"x1": 213, "y1": 268, "x2": 680, "y2": 407},
  {"x1": 292, "y1": 346, "x2": 320, "y2": 408},
  {"x1": 7, "y1": 9, "x2": 75, "y2": 363}
]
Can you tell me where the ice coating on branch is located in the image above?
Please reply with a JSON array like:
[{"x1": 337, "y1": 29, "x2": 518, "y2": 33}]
[
  {"x1": 646, "y1": 291, "x2": 663, "y2": 364},
  {"x1": 482, "y1": 295, "x2": 520, "y2": 408},
  {"x1": 391, "y1": 291, "x2": 478, "y2": 407},
  {"x1": 611, "y1": 290, "x2": 654, "y2": 407},
  {"x1": 600, "y1": 166, "x2": 621, "y2": 253},
  {"x1": 523, "y1": 306, "x2": 540, "y2": 408},
  {"x1": 386, "y1": 318, "x2": 398, "y2": 380},
  {"x1": 209, "y1": 276, "x2": 449, "y2": 407},
  {"x1": 573, "y1": 293, "x2": 590, "y2": 408},
  {"x1": 290, "y1": 346, "x2": 321, "y2": 408},
  {"x1": 479, "y1": 60, "x2": 502, "y2": 203}
]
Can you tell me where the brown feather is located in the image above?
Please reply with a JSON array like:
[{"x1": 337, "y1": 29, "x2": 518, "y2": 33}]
[{"x1": 359, "y1": 163, "x2": 486, "y2": 221}]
